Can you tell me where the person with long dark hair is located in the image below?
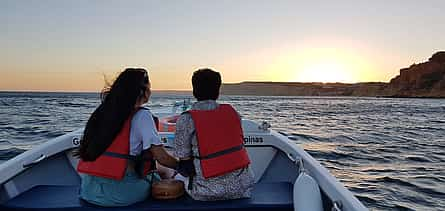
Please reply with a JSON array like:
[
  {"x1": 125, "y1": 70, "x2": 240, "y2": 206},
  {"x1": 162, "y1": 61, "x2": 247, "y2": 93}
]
[{"x1": 75, "y1": 68, "x2": 178, "y2": 206}]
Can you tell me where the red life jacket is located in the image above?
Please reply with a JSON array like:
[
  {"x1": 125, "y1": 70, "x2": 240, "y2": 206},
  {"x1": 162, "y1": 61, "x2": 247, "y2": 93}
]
[
  {"x1": 158, "y1": 115, "x2": 179, "y2": 132},
  {"x1": 77, "y1": 111, "x2": 154, "y2": 180},
  {"x1": 188, "y1": 104, "x2": 250, "y2": 179}
]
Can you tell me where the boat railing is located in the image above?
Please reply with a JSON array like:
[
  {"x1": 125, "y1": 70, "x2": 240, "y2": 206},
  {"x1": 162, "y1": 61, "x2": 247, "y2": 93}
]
[{"x1": 0, "y1": 129, "x2": 83, "y2": 185}]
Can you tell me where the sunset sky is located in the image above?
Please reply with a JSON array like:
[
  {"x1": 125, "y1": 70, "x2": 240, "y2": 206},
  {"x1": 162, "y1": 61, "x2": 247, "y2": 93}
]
[{"x1": 1, "y1": 0, "x2": 444, "y2": 91}]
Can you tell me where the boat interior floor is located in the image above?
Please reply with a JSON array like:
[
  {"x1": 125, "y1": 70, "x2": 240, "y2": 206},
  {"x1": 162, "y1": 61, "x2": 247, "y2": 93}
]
[{"x1": 2, "y1": 182, "x2": 293, "y2": 211}]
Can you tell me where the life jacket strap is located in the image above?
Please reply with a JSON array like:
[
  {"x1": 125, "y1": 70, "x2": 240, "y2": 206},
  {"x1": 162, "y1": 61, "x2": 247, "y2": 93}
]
[
  {"x1": 103, "y1": 151, "x2": 154, "y2": 161},
  {"x1": 196, "y1": 144, "x2": 245, "y2": 160},
  {"x1": 188, "y1": 176, "x2": 193, "y2": 190},
  {"x1": 103, "y1": 151, "x2": 140, "y2": 161}
]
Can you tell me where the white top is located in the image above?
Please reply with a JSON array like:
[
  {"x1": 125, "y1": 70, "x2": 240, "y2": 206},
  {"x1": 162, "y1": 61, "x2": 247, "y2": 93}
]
[{"x1": 129, "y1": 109, "x2": 162, "y2": 156}]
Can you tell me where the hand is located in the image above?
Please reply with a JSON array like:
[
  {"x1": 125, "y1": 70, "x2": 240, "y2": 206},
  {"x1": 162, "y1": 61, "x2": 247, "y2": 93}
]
[{"x1": 176, "y1": 159, "x2": 196, "y2": 177}]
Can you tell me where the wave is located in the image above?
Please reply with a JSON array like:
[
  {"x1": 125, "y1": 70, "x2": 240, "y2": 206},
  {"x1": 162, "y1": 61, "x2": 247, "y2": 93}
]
[
  {"x1": 0, "y1": 148, "x2": 26, "y2": 160},
  {"x1": 405, "y1": 156, "x2": 433, "y2": 162},
  {"x1": 355, "y1": 194, "x2": 378, "y2": 204},
  {"x1": 57, "y1": 102, "x2": 93, "y2": 107},
  {"x1": 374, "y1": 176, "x2": 445, "y2": 196}
]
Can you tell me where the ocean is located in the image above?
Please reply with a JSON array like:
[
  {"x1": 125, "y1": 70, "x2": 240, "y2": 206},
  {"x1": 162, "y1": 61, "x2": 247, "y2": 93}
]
[{"x1": 0, "y1": 92, "x2": 444, "y2": 210}]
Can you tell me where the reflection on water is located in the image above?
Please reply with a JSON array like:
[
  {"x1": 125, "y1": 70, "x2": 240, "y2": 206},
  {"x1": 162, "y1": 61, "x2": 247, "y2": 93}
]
[{"x1": 0, "y1": 92, "x2": 444, "y2": 210}]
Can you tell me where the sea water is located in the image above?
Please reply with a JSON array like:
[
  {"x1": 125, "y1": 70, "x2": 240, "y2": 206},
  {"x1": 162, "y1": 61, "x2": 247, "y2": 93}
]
[{"x1": 0, "y1": 92, "x2": 444, "y2": 210}]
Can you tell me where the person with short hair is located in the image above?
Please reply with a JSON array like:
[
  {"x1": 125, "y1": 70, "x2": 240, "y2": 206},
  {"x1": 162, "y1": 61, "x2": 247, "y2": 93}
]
[{"x1": 174, "y1": 68, "x2": 254, "y2": 201}]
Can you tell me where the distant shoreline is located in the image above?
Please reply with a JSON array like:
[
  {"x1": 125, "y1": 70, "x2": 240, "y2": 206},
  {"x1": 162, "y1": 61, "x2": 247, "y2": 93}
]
[
  {"x1": 221, "y1": 52, "x2": 445, "y2": 98},
  {"x1": 0, "y1": 90, "x2": 193, "y2": 94},
  {"x1": 1, "y1": 89, "x2": 444, "y2": 99},
  {"x1": 220, "y1": 81, "x2": 444, "y2": 99},
  {"x1": 2, "y1": 50, "x2": 445, "y2": 99}
]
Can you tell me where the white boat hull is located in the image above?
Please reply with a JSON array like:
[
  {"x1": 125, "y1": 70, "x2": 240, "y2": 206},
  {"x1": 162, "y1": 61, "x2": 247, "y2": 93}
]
[{"x1": 0, "y1": 119, "x2": 368, "y2": 211}]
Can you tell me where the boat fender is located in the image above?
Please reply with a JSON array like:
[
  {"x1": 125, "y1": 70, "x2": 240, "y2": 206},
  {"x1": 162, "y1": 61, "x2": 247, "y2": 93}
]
[
  {"x1": 152, "y1": 179, "x2": 185, "y2": 200},
  {"x1": 293, "y1": 172, "x2": 324, "y2": 211}
]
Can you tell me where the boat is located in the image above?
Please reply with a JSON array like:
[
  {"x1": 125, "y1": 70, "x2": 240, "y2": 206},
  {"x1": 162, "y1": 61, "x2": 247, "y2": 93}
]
[{"x1": 0, "y1": 104, "x2": 368, "y2": 211}]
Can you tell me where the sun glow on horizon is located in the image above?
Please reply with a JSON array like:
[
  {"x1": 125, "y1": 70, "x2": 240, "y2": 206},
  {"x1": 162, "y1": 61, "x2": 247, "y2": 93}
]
[
  {"x1": 297, "y1": 59, "x2": 356, "y2": 83},
  {"x1": 262, "y1": 46, "x2": 380, "y2": 84},
  {"x1": 292, "y1": 48, "x2": 361, "y2": 83}
]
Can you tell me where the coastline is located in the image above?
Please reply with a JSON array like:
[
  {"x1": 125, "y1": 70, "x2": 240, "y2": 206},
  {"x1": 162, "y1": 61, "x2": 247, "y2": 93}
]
[
  {"x1": 2, "y1": 51, "x2": 444, "y2": 99},
  {"x1": 1, "y1": 90, "x2": 444, "y2": 99},
  {"x1": 220, "y1": 82, "x2": 445, "y2": 99},
  {"x1": 221, "y1": 52, "x2": 445, "y2": 98}
]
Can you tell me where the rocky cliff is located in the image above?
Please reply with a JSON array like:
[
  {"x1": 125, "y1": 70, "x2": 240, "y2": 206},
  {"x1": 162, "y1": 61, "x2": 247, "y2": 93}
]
[
  {"x1": 221, "y1": 52, "x2": 445, "y2": 98},
  {"x1": 385, "y1": 51, "x2": 445, "y2": 98}
]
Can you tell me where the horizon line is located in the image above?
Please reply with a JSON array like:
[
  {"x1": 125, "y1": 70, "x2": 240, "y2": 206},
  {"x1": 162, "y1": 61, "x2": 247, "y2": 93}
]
[
  {"x1": 0, "y1": 89, "x2": 193, "y2": 93},
  {"x1": 0, "y1": 80, "x2": 391, "y2": 93}
]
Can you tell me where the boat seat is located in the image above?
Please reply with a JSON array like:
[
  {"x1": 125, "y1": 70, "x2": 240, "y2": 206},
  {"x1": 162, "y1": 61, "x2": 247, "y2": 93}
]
[{"x1": 2, "y1": 182, "x2": 293, "y2": 211}]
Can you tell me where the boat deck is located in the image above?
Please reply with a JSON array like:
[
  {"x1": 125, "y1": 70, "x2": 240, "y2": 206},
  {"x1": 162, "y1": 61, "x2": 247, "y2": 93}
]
[{"x1": 2, "y1": 182, "x2": 293, "y2": 211}]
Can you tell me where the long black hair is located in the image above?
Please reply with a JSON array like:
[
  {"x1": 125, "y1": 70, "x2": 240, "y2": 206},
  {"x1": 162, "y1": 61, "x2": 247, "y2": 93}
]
[{"x1": 75, "y1": 68, "x2": 149, "y2": 161}]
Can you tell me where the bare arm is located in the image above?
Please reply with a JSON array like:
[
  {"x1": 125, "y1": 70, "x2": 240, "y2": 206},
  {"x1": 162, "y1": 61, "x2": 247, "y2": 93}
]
[{"x1": 149, "y1": 145, "x2": 178, "y2": 169}]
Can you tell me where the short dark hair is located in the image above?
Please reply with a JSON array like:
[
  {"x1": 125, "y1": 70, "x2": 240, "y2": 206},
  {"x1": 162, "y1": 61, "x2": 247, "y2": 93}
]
[{"x1": 192, "y1": 68, "x2": 221, "y2": 101}]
